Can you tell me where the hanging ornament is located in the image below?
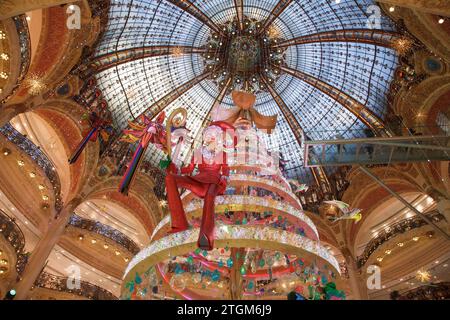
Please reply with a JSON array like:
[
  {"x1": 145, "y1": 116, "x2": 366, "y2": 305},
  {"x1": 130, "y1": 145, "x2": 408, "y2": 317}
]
[
  {"x1": 242, "y1": 217, "x2": 248, "y2": 225},
  {"x1": 259, "y1": 259, "x2": 265, "y2": 267},
  {"x1": 218, "y1": 260, "x2": 224, "y2": 268},
  {"x1": 125, "y1": 281, "x2": 135, "y2": 293},
  {"x1": 195, "y1": 248, "x2": 201, "y2": 255},
  {"x1": 275, "y1": 252, "x2": 281, "y2": 261},
  {"x1": 135, "y1": 273, "x2": 142, "y2": 285},
  {"x1": 175, "y1": 263, "x2": 184, "y2": 275},
  {"x1": 227, "y1": 257, "x2": 234, "y2": 268},
  {"x1": 187, "y1": 256, "x2": 194, "y2": 265},
  {"x1": 240, "y1": 266, "x2": 247, "y2": 275},
  {"x1": 248, "y1": 281, "x2": 254, "y2": 290},
  {"x1": 212, "y1": 270, "x2": 220, "y2": 282}
]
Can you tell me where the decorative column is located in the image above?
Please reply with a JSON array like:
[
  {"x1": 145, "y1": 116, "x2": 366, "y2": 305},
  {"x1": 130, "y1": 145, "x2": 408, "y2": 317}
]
[
  {"x1": 342, "y1": 249, "x2": 369, "y2": 300},
  {"x1": 10, "y1": 197, "x2": 82, "y2": 300}
]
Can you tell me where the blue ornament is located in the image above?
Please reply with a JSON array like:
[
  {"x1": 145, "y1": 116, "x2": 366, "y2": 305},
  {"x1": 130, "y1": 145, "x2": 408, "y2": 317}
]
[
  {"x1": 126, "y1": 281, "x2": 135, "y2": 293},
  {"x1": 218, "y1": 260, "x2": 224, "y2": 268},
  {"x1": 212, "y1": 270, "x2": 220, "y2": 282},
  {"x1": 227, "y1": 257, "x2": 234, "y2": 268},
  {"x1": 135, "y1": 273, "x2": 142, "y2": 285}
]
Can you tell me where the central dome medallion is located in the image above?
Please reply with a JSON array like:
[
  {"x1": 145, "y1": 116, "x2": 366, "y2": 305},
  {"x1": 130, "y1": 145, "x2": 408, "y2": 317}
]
[
  {"x1": 203, "y1": 17, "x2": 286, "y2": 94},
  {"x1": 227, "y1": 35, "x2": 262, "y2": 73}
]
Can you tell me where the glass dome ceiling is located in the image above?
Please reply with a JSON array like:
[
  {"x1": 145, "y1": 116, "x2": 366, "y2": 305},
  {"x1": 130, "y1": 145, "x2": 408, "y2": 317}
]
[{"x1": 94, "y1": 0, "x2": 400, "y2": 183}]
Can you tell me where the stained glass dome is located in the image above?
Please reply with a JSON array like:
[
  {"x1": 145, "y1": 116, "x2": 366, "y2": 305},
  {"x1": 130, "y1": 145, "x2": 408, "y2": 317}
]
[{"x1": 94, "y1": 0, "x2": 400, "y2": 183}]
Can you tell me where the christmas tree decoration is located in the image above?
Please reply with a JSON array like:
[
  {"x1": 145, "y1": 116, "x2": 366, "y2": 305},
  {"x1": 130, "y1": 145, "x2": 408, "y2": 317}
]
[{"x1": 121, "y1": 112, "x2": 341, "y2": 300}]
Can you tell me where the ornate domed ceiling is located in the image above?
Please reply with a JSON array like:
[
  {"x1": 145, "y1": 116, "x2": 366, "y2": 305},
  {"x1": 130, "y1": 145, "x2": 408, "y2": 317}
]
[{"x1": 93, "y1": 0, "x2": 400, "y2": 182}]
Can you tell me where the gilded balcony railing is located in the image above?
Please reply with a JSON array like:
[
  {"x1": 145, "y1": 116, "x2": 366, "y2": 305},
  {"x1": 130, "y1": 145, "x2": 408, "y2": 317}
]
[
  {"x1": 34, "y1": 271, "x2": 118, "y2": 300},
  {"x1": 1, "y1": 14, "x2": 31, "y2": 104},
  {"x1": 0, "y1": 123, "x2": 63, "y2": 213},
  {"x1": 357, "y1": 211, "x2": 445, "y2": 268},
  {"x1": 0, "y1": 209, "x2": 28, "y2": 274},
  {"x1": 68, "y1": 214, "x2": 140, "y2": 254},
  {"x1": 392, "y1": 282, "x2": 450, "y2": 300}
]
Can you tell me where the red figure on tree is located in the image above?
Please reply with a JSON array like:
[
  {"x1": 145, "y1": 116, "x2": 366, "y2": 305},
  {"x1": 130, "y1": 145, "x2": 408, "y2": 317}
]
[{"x1": 165, "y1": 121, "x2": 236, "y2": 251}]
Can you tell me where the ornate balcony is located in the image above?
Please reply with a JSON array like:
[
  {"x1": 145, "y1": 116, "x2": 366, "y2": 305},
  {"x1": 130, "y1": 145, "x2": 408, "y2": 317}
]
[
  {"x1": 357, "y1": 211, "x2": 446, "y2": 268},
  {"x1": 392, "y1": 282, "x2": 450, "y2": 300},
  {"x1": 34, "y1": 271, "x2": 118, "y2": 300},
  {"x1": 0, "y1": 209, "x2": 28, "y2": 275},
  {"x1": 0, "y1": 123, "x2": 63, "y2": 213},
  {"x1": 1, "y1": 14, "x2": 31, "y2": 104},
  {"x1": 68, "y1": 214, "x2": 140, "y2": 254}
]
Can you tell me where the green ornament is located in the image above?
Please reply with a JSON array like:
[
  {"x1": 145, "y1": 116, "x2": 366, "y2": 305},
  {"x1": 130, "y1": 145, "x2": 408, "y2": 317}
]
[
  {"x1": 159, "y1": 155, "x2": 172, "y2": 170},
  {"x1": 259, "y1": 259, "x2": 265, "y2": 267},
  {"x1": 240, "y1": 266, "x2": 246, "y2": 275},
  {"x1": 242, "y1": 218, "x2": 248, "y2": 225},
  {"x1": 187, "y1": 256, "x2": 194, "y2": 265},
  {"x1": 195, "y1": 248, "x2": 201, "y2": 255}
]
